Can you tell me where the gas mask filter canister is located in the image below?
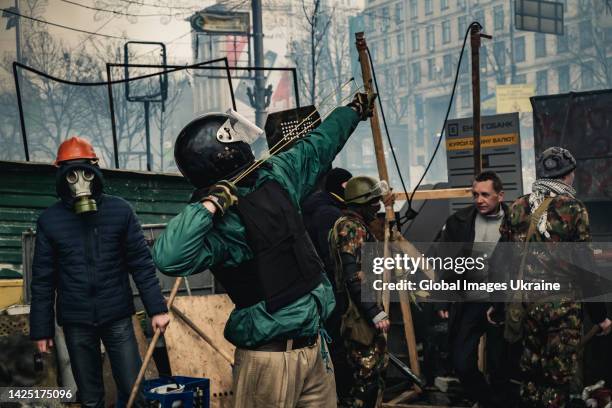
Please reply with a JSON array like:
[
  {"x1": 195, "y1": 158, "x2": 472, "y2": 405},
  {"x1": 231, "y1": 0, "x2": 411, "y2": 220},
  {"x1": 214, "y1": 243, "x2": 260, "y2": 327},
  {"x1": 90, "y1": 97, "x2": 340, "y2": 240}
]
[{"x1": 66, "y1": 168, "x2": 97, "y2": 214}]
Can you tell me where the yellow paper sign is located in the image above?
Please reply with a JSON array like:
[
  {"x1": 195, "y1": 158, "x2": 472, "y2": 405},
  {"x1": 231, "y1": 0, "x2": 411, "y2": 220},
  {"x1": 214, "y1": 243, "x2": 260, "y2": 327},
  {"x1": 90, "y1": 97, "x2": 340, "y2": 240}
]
[{"x1": 496, "y1": 84, "x2": 534, "y2": 113}]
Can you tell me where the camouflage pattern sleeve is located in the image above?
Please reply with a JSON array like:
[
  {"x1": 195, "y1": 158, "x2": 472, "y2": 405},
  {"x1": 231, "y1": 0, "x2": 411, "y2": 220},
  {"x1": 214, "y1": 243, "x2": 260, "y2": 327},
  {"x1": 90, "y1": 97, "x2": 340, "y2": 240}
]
[
  {"x1": 572, "y1": 200, "x2": 591, "y2": 242},
  {"x1": 502, "y1": 196, "x2": 530, "y2": 242},
  {"x1": 335, "y1": 218, "x2": 368, "y2": 259}
]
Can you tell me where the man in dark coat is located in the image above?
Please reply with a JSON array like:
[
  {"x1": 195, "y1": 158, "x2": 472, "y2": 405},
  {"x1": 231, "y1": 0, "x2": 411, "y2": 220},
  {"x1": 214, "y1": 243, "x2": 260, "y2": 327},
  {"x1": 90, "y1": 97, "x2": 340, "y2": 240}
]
[
  {"x1": 29, "y1": 137, "x2": 169, "y2": 408},
  {"x1": 302, "y1": 167, "x2": 353, "y2": 280},
  {"x1": 434, "y1": 171, "x2": 509, "y2": 408},
  {"x1": 302, "y1": 167, "x2": 352, "y2": 400}
]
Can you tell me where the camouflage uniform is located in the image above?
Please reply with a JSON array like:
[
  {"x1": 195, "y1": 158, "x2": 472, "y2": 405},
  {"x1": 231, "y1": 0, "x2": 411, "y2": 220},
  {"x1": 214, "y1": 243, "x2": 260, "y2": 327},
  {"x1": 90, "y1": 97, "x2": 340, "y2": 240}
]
[
  {"x1": 330, "y1": 211, "x2": 389, "y2": 408},
  {"x1": 500, "y1": 191, "x2": 600, "y2": 408}
]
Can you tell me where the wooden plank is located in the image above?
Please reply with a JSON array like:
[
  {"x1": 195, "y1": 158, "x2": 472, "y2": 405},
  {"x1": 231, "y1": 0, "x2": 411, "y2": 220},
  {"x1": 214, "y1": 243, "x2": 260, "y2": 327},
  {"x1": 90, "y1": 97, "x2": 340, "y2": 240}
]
[
  {"x1": 383, "y1": 404, "x2": 466, "y2": 408},
  {"x1": 132, "y1": 315, "x2": 158, "y2": 379},
  {"x1": 478, "y1": 334, "x2": 486, "y2": 373},
  {"x1": 163, "y1": 295, "x2": 235, "y2": 408},
  {"x1": 394, "y1": 188, "x2": 472, "y2": 201},
  {"x1": 387, "y1": 389, "x2": 419, "y2": 404},
  {"x1": 398, "y1": 290, "x2": 421, "y2": 377}
]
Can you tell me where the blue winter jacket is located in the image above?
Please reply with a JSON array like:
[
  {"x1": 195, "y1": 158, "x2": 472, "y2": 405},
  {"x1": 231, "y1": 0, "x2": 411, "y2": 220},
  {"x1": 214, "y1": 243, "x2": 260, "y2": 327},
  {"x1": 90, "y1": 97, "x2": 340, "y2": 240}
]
[{"x1": 29, "y1": 163, "x2": 167, "y2": 340}]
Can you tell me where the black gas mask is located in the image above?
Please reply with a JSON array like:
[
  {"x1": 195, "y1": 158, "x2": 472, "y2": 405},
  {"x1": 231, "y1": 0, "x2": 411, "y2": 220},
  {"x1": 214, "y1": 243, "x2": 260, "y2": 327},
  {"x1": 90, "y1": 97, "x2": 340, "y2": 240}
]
[{"x1": 358, "y1": 198, "x2": 382, "y2": 223}]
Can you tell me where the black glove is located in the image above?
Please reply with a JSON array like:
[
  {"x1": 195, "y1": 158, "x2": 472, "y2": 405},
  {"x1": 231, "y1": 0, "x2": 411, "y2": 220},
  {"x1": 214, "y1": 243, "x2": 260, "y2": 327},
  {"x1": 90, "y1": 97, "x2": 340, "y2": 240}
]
[
  {"x1": 201, "y1": 180, "x2": 238, "y2": 216},
  {"x1": 347, "y1": 92, "x2": 378, "y2": 121}
]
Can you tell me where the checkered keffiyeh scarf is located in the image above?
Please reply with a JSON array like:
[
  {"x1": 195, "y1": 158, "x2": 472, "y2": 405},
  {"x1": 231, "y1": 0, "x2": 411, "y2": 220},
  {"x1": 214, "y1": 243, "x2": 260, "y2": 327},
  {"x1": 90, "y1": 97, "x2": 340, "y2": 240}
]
[{"x1": 528, "y1": 178, "x2": 576, "y2": 236}]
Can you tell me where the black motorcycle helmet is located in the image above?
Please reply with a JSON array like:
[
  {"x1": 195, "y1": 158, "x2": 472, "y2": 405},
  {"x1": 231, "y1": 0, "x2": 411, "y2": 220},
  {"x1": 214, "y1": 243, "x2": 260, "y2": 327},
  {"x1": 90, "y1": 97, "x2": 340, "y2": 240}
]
[{"x1": 174, "y1": 113, "x2": 256, "y2": 188}]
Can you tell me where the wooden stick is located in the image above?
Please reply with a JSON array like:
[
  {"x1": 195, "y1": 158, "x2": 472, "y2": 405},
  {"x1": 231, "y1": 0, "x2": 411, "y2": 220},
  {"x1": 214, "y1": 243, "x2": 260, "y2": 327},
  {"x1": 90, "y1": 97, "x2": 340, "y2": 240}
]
[
  {"x1": 355, "y1": 31, "x2": 422, "y2": 396},
  {"x1": 387, "y1": 389, "x2": 419, "y2": 405},
  {"x1": 394, "y1": 187, "x2": 472, "y2": 201},
  {"x1": 171, "y1": 304, "x2": 234, "y2": 365},
  {"x1": 477, "y1": 334, "x2": 486, "y2": 373},
  {"x1": 398, "y1": 289, "x2": 421, "y2": 377},
  {"x1": 383, "y1": 404, "x2": 466, "y2": 408},
  {"x1": 126, "y1": 277, "x2": 182, "y2": 408}
]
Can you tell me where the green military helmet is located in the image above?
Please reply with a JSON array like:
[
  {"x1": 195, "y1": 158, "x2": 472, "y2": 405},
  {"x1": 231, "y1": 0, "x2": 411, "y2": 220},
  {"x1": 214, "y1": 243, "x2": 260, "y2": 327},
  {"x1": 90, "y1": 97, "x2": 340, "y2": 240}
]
[{"x1": 344, "y1": 175, "x2": 388, "y2": 205}]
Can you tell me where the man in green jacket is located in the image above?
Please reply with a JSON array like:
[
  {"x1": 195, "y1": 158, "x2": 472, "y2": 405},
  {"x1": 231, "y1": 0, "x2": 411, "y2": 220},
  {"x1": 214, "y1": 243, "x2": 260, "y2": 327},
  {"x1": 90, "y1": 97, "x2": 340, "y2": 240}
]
[{"x1": 153, "y1": 95, "x2": 375, "y2": 407}]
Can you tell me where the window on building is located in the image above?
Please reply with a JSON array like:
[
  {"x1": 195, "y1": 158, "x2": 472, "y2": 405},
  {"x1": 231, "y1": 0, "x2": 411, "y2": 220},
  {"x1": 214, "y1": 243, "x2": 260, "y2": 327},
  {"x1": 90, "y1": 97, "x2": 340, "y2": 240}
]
[
  {"x1": 382, "y1": 7, "x2": 389, "y2": 30},
  {"x1": 536, "y1": 70, "x2": 548, "y2": 94},
  {"x1": 426, "y1": 25, "x2": 435, "y2": 50},
  {"x1": 493, "y1": 41, "x2": 506, "y2": 67},
  {"x1": 442, "y1": 20, "x2": 451, "y2": 44},
  {"x1": 411, "y1": 29, "x2": 420, "y2": 51},
  {"x1": 410, "y1": 0, "x2": 418, "y2": 19},
  {"x1": 415, "y1": 94, "x2": 424, "y2": 122},
  {"x1": 395, "y1": 2, "x2": 402, "y2": 24},
  {"x1": 515, "y1": 37, "x2": 525, "y2": 62},
  {"x1": 417, "y1": 155, "x2": 426, "y2": 165},
  {"x1": 428, "y1": 58, "x2": 436, "y2": 80},
  {"x1": 493, "y1": 5, "x2": 504, "y2": 30},
  {"x1": 460, "y1": 84, "x2": 470, "y2": 108},
  {"x1": 384, "y1": 38, "x2": 390, "y2": 58},
  {"x1": 399, "y1": 66, "x2": 408, "y2": 86},
  {"x1": 481, "y1": 45, "x2": 488, "y2": 72},
  {"x1": 535, "y1": 33, "x2": 546, "y2": 58},
  {"x1": 474, "y1": 10, "x2": 485, "y2": 28},
  {"x1": 579, "y1": 21, "x2": 593, "y2": 48},
  {"x1": 441, "y1": 0, "x2": 449, "y2": 10},
  {"x1": 606, "y1": 28, "x2": 612, "y2": 43},
  {"x1": 397, "y1": 33, "x2": 406, "y2": 55},
  {"x1": 514, "y1": 74, "x2": 527, "y2": 84},
  {"x1": 370, "y1": 44, "x2": 378, "y2": 62},
  {"x1": 457, "y1": 0, "x2": 466, "y2": 9},
  {"x1": 582, "y1": 65, "x2": 594, "y2": 89},
  {"x1": 458, "y1": 16, "x2": 467, "y2": 40},
  {"x1": 400, "y1": 96, "x2": 409, "y2": 115},
  {"x1": 425, "y1": 0, "x2": 433, "y2": 14},
  {"x1": 460, "y1": 49, "x2": 468, "y2": 75},
  {"x1": 480, "y1": 79, "x2": 488, "y2": 97},
  {"x1": 558, "y1": 65, "x2": 570, "y2": 92},
  {"x1": 443, "y1": 54, "x2": 453, "y2": 77},
  {"x1": 557, "y1": 33, "x2": 569, "y2": 53},
  {"x1": 416, "y1": 131, "x2": 425, "y2": 147},
  {"x1": 412, "y1": 61, "x2": 422, "y2": 84}
]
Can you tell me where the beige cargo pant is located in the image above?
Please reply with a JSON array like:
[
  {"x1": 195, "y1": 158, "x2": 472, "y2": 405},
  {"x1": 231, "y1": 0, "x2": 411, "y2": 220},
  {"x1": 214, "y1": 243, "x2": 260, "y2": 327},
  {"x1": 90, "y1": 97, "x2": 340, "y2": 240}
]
[{"x1": 232, "y1": 338, "x2": 336, "y2": 407}]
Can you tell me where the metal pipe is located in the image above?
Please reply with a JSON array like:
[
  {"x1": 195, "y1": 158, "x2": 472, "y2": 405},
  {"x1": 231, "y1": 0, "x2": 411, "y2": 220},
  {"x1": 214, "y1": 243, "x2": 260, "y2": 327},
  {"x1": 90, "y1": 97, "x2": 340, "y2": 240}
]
[
  {"x1": 252, "y1": 0, "x2": 266, "y2": 127},
  {"x1": 470, "y1": 24, "x2": 482, "y2": 175},
  {"x1": 12, "y1": 62, "x2": 28, "y2": 161},
  {"x1": 106, "y1": 63, "x2": 120, "y2": 169},
  {"x1": 144, "y1": 100, "x2": 152, "y2": 171},
  {"x1": 223, "y1": 57, "x2": 237, "y2": 111}
]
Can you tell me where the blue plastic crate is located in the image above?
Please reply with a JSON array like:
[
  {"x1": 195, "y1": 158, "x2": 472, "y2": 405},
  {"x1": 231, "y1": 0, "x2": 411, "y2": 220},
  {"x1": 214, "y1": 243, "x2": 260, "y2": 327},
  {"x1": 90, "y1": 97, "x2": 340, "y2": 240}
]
[{"x1": 143, "y1": 376, "x2": 210, "y2": 408}]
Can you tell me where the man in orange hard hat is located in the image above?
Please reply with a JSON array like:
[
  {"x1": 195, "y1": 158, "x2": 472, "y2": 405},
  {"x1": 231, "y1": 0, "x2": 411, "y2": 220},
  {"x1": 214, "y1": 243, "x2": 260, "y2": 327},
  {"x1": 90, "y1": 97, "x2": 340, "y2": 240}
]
[{"x1": 30, "y1": 136, "x2": 170, "y2": 408}]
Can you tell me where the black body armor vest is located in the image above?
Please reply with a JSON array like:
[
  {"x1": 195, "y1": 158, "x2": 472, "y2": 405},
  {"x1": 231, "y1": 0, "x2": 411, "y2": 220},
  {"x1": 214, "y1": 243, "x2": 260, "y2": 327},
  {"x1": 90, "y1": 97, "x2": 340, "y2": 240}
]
[{"x1": 212, "y1": 180, "x2": 324, "y2": 313}]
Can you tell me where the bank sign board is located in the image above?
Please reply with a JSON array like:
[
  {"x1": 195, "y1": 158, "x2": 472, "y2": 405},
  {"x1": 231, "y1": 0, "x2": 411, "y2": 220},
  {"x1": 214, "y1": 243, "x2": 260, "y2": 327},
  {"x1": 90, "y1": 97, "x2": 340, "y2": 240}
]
[{"x1": 445, "y1": 113, "x2": 523, "y2": 212}]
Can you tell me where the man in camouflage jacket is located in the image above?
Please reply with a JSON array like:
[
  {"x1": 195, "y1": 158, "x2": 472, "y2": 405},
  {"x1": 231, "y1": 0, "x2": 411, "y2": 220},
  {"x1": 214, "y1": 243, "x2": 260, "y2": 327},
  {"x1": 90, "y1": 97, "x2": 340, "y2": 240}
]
[
  {"x1": 329, "y1": 175, "x2": 391, "y2": 408},
  {"x1": 497, "y1": 147, "x2": 611, "y2": 408}
]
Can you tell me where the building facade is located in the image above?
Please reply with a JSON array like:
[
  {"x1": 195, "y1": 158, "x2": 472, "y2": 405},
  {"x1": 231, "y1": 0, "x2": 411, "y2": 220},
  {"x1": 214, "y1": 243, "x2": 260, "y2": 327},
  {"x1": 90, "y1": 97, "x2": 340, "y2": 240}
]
[{"x1": 354, "y1": 0, "x2": 612, "y2": 187}]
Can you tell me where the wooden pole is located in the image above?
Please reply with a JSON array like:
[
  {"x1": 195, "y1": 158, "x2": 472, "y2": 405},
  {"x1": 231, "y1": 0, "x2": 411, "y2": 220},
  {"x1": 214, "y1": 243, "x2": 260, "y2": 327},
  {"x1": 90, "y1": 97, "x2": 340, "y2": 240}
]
[
  {"x1": 470, "y1": 24, "x2": 482, "y2": 175},
  {"x1": 126, "y1": 277, "x2": 182, "y2": 408},
  {"x1": 470, "y1": 24, "x2": 492, "y2": 175},
  {"x1": 171, "y1": 304, "x2": 234, "y2": 365},
  {"x1": 393, "y1": 187, "x2": 472, "y2": 201},
  {"x1": 355, "y1": 31, "x2": 421, "y2": 390}
]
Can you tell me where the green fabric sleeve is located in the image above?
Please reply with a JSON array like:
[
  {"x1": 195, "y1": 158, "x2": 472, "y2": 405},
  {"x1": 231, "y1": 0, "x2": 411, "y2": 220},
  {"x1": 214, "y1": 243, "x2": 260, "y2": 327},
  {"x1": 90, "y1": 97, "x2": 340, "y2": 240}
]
[
  {"x1": 267, "y1": 106, "x2": 360, "y2": 205},
  {"x1": 152, "y1": 202, "x2": 227, "y2": 276}
]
